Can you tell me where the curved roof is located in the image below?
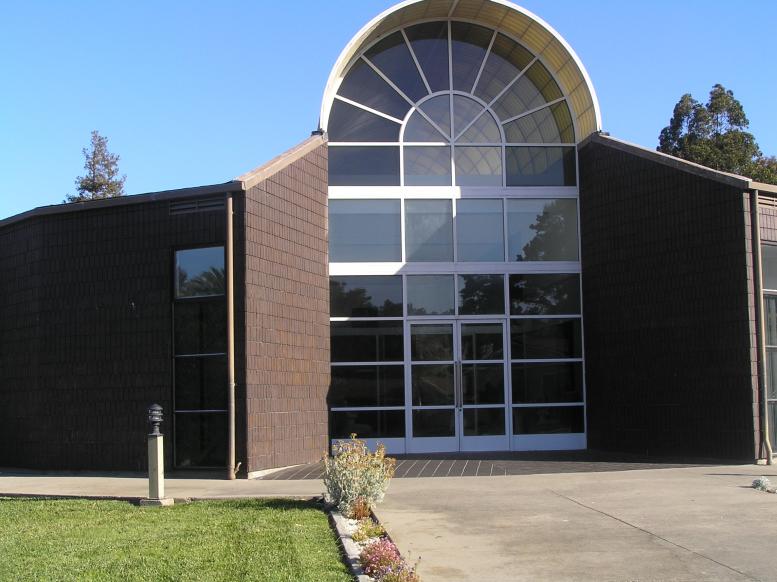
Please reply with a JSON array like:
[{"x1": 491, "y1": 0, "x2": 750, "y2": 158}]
[{"x1": 320, "y1": 0, "x2": 602, "y2": 142}]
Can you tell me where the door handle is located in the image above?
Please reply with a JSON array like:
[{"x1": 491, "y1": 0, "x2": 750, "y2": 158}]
[{"x1": 455, "y1": 361, "x2": 462, "y2": 409}]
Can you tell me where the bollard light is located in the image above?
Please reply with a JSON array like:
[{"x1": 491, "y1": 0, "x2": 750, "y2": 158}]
[{"x1": 148, "y1": 404, "x2": 163, "y2": 436}]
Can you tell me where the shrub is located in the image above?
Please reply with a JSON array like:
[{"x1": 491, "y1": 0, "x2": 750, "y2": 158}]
[
  {"x1": 323, "y1": 435, "x2": 396, "y2": 514},
  {"x1": 352, "y1": 518, "x2": 386, "y2": 542},
  {"x1": 753, "y1": 476, "x2": 772, "y2": 491},
  {"x1": 359, "y1": 538, "x2": 401, "y2": 579}
]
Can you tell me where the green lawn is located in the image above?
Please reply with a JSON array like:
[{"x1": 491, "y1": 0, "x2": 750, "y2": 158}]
[{"x1": 0, "y1": 498, "x2": 353, "y2": 582}]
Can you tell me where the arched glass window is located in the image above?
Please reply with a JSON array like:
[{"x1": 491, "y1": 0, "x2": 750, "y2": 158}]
[{"x1": 328, "y1": 21, "x2": 577, "y2": 187}]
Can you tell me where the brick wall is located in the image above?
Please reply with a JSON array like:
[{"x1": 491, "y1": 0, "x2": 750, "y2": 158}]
[
  {"x1": 579, "y1": 140, "x2": 758, "y2": 460},
  {"x1": 0, "y1": 202, "x2": 226, "y2": 471},
  {"x1": 235, "y1": 143, "x2": 330, "y2": 473}
]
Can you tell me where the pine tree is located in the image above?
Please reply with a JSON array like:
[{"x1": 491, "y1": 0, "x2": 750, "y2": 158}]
[
  {"x1": 66, "y1": 130, "x2": 126, "y2": 202},
  {"x1": 658, "y1": 85, "x2": 777, "y2": 185}
]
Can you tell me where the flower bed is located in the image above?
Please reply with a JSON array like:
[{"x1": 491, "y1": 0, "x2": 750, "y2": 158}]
[{"x1": 324, "y1": 436, "x2": 420, "y2": 581}]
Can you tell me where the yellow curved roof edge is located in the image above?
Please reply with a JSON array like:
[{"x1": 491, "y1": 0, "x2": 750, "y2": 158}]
[{"x1": 319, "y1": 0, "x2": 602, "y2": 143}]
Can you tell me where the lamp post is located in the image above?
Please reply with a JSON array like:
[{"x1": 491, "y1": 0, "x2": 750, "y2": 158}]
[{"x1": 140, "y1": 404, "x2": 173, "y2": 507}]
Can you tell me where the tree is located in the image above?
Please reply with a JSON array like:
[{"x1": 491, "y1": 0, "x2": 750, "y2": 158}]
[
  {"x1": 658, "y1": 84, "x2": 777, "y2": 185},
  {"x1": 66, "y1": 130, "x2": 126, "y2": 202}
]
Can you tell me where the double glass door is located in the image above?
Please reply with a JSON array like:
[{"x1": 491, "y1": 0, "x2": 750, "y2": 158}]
[{"x1": 408, "y1": 320, "x2": 509, "y2": 452}]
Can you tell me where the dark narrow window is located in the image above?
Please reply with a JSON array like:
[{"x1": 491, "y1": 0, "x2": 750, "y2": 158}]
[{"x1": 173, "y1": 246, "x2": 227, "y2": 469}]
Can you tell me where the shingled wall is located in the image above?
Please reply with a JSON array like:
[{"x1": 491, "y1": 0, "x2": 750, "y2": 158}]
[
  {"x1": 578, "y1": 138, "x2": 759, "y2": 460},
  {"x1": 0, "y1": 202, "x2": 227, "y2": 471}
]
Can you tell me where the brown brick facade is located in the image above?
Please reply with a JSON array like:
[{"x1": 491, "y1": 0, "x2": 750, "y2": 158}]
[
  {"x1": 234, "y1": 142, "x2": 330, "y2": 474},
  {"x1": 578, "y1": 138, "x2": 759, "y2": 460}
]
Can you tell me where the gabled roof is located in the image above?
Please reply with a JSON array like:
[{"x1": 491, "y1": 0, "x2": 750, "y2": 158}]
[
  {"x1": 580, "y1": 132, "x2": 777, "y2": 194},
  {"x1": 0, "y1": 134, "x2": 326, "y2": 229}
]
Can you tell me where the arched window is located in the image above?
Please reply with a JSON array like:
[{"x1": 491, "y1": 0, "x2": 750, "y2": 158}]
[{"x1": 327, "y1": 21, "x2": 577, "y2": 187}]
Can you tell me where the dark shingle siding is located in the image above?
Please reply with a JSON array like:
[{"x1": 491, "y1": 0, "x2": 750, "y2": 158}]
[
  {"x1": 579, "y1": 141, "x2": 758, "y2": 460},
  {"x1": 0, "y1": 201, "x2": 226, "y2": 471}
]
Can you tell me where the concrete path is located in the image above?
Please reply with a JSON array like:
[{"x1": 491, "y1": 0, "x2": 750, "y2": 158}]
[
  {"x1": 376, "y1": 465, "x2": 777, "y2": 582},
  {"x1": 3, "y1": 464, "x2": 777, "y2": 581},
  {"x1": 0, "y1": 471, "x2": 322, "y2": 500}
]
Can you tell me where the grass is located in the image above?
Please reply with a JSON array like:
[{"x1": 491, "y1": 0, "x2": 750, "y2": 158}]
[{"x1": 0, "y1": 497, "x2": 353, "y2": 582}]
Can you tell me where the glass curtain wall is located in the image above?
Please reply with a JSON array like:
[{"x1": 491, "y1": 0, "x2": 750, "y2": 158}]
[{"x1": 327, "y1": 19, "x2": 585, "y2": 453}]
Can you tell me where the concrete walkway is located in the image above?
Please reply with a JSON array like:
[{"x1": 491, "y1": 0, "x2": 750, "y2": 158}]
[
  {"x1": 0, "y1": 470, "x2": 322, "y2": 500},
  {"x1": 376, "y1": 465, "x2": 777, "y2": 582},
  {"x1": 3, "y1": 464, "x2": 777, "y2": 581}
]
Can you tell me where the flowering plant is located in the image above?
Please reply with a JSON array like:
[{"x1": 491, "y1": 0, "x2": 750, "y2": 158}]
[{"x1": 359, "y1": 538, "x2": 402, "y2": 579}]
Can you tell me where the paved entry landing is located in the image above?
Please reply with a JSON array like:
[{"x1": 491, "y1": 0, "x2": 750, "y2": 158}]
[{"x1": 259, "y1": 451, "x2": 701, "y2": 480}]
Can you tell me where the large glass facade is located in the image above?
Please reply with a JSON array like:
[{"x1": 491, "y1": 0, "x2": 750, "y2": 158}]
[{"x1": 327, "y1": 19, "x2": 584, "y2": 453}]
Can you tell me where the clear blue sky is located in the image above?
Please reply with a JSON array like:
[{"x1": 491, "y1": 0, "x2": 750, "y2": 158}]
[{"x1": 1, "y1": 1, "x2": 775, "y2": 220}]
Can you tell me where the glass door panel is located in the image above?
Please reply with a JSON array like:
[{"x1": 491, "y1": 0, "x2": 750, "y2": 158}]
[
  {"x1": 458, "y1": 321, "x2": 509, "y2": 451},
  {"x1": 406, "y1": 320, "x2": 510, "y2": 452},
  {"x1": 408, "y1": 322, "x2": 459, "y2": 452}
]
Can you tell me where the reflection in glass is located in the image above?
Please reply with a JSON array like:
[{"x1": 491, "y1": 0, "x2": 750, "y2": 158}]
[
  {"x1": 331, "y1": 410, "x2": 405, "y2": 439},
  {"x1": 175, "y1": 413, "x2": 227, "y2": 467},
  {"x1": 330, "y1": 276, "x2": 403, "y2": 317},
  {"x1": 763, "y1": 245, "x2": 777, "y2": 290},
  {"x1": 176, "y1": 247, "x2": 225, "y2": 298},
  {"x1": 405, "y1": 22, "x2": 450, "y2": 92},
  {"x1": 458, "y1": 275, "x2": 505, "y2": 315},
  {"x1": 503, "y1": 102, "x2": 574, "y2": 143},
  {"x1": 407, "y1": 275, "x2": 455, "y2": 316},
  {"x1": 330, "y1": 365, "x2": 405, "y2": 408},
  {"x1": 768, "y1": 349, "x2": 777, "y2": 400},
  {"x1": 512, "y1": 362, "x2": 583, "y2": 403},
  {"x1": 458, "y1": 112, "x2": 501, "y2": 143},
  {"x1": 505, "y1": 147, "x2": 576, "y2": 187},
  {"x1": 451, "y1": 22, "x2": 493, "y2": 92},
  {"x1": 492, "y1": 62, "x2": 562, "y2": 122},
  {"x1": 474, "y1": 33, "x2": 533, "y2": 105},
  {"x1": 456, "y1": 199, "x2": 504, "y2": 261},
  {"x1": 510, "y1": 319, "x2": 582, "y2": 359},
  {"x1": 771, "y1": 403, "x2": 777, "y2": 449},
  {"x1": 329, "y1": 146, "x2": 400, "y2": 186},
  {"x1": 453, "y1": 95, "x2": 485, "y2": 138},
  {"x1": 175, "y1": 356, "x2": 227, "y2": 410},
  {"x1": 328, "y1": 100, "x2": 401, "y2": 142},
  {"x1": 412, "y1": 409, "x2": 455, "y2": 437},
  {"x1": 331, "y1": 321, "x2": 404, "y2": 362},
  {"x1": 365, "y1": 32, "x2": 428, "y2": 103},
  {"x1": 412, "y1": 364, "x2": 454, "y2": 406},
  {"x1": 329, "y1": 200, "x2": 401, "y2": 262},
  {"x1": 506, "y1": 199, "x2": 578, "y2": 262},
  {"x1": 405, "y1": 200, "x2": 454, "y2": 262},
  {"x1": 462, "y1": 363, "x2": 504, "y2": 404},
  {"x1": 455, "y1": 147, "x2": 502, "y2": 187},
  {"x1": 411, "y1": 324, "x2": 454, "y2": 361},
  {"x1": 509, "y1": 274, "x2": 580, "y2": 315},
  {"x1": 336, "y1": 59, "x2": 411, "y2": 120},
  {"x1": 419, "y1": 95, "x2": 451, "y2": 138},
  {"x1": 404, "y1": 146, "x2": 452, "y2": 186},
  {"x1": 404, "y1": 111, "x2": 448, "y2": 142},
  {"x1": 463, "y1": 408, "x2": 505, "y2": 436},
  {"x1": 513, "y1": 406, "x2": 584, "y2": 434},
  {"x1": 461, "y1": 323, "x2": 503, "y2": 360},
  {"x1": 174, "y1": 301, "x2": 227, "y2": 355},
  {"x1": 767, "y1": 296, "x2": 777, "y2": 346}
]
